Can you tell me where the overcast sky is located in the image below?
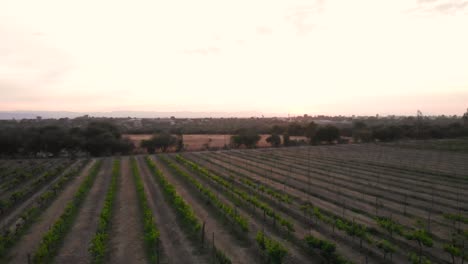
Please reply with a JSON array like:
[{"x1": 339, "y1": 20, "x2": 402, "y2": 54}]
[{"x1": 1, "y1": 0, "x2": 467, "y2": 116}]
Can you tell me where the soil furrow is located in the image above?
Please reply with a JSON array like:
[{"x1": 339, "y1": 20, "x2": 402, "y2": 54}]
[
  {"x1": 53, "y1": 158, "x2": 113, "y2": 263},
  {"x1": 5, "y1": 159, "x2": 97, "y2": 264},
  {"x1": 135, "y1": 156, "x2": 206, "y2": 264},
  {"x1": 108, "y1": 157, "x2": 147, "y2": 264}
]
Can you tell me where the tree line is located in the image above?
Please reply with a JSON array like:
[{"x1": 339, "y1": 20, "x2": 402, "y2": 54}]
[{"x1": 0, "y1": 122, "x2": 134, "y2": 157}]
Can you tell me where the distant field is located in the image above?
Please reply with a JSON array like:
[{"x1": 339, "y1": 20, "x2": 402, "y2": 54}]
[
  {"x1": 124, "y1": 134, "x2": 308, "y2": 151},
  {"x1": 384, "y1": 138, "x2": 468, "y2": 153}
]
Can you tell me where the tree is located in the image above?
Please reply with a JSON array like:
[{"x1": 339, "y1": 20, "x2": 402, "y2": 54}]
[
  {"x1": 83, "y1": 121, "x2": 125, "y2": 156},
  {"x1": 282, "y1": 133, "x2": 291, "y2": 147},
  {"x1": 266, "y1": 134, "x2": 281, "y2": 147},
  {"x1": 315, "y1": 125, "x2": 340, "y2": 144},
  {"x1": 231, "y1": 129, "x2": 260, "y2": 148},
  {"x1": 175, "y1": 135, "x2": 184, "y2": 152},
  {"x1": 305, "y1": 122, "x2": 318, "y2": 144},
  {"x1": 141, "y1": 133, "x2": 178, "y2": 153},
  {"x1": 287, "y1": 122, "x2": 305, "y2": 136},
  {"x1": 271, "y1": 125, "x2": 285, "y2": 135},
  {"x1": 463, "y1": 108, "x2": 468, "y2": 126},
  {"x1": 141, "y1": 139, "x2": 156, "y2": 154},
  {"x1": 352, "y1": 122, "x2": 373, "y2": 143}
]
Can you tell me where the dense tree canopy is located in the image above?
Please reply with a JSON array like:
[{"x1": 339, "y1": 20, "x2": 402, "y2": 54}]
[
  {"x1": 266, "y1": 134, "x2": 281, "y2": 147},
  {"x1": 0, "y1": 121, "x2": 134, "y2": 157},
  {"x1": 141, "y1": 133, "x2": 178, "y2": 153},
  {"x1": 315, "y1": 125, "x2": 341, "y2": 143},
  {"x1": 231, "y1": 129, "x2": 261, "y2": 148}
]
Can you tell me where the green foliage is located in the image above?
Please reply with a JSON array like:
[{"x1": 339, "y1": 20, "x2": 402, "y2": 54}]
[
  {"x1": 239, "y1": 178, "x2": 291, "y2": 204},
  {"x1": 175, "y1": 155, "x2": 294, "y2": 232},
  {"x1": 377, "y1": 240, "x2": 397, "y2": 259},
  {"x1": 443, "y1": 213, "x2": 468, "y2": 224},
  {"x1": 315, "y1": 125, "x2": 340, "y2": 143},
  {"x1": 0, "y1": 162, "x2": 73, "y2": 214},
  {"x1": 141, "y1": 133, "x2": 178, "y2": 153},
  {"x1": 89, "y1": 159, "x2": 120, "y2": 263},
  {"x1": 335, "y1": 219, "x2": 368, "y2": 242},
  {"x1": 160, "y1": 156, "x2": 249, "y2": 232},
  {"x1": 231, "y1": 129, "x2": 261, "y2": 148},
  {"x1": 405, "y1": 229, "x2": 433, "y2": 248},
  {"x1": 145, "y1": 157, "x2": 201, "y2": 234},
  {"x1": 405, "y1": 228, "x2": 433, "y2": 264},
  {"x1": 375, "y1": 216, "x2": 404, "y2": 237},
  {"x1": 0, "y1": 160, "x2": 88, "y2": 258},
  {"x1": 304, "y1": 235, "x2": 351, "y2": 263},
  {"x1": 256, "y1": 231, "x2": 288, "y2": 264},
  {"x1": 214, "y1": 249, "x2": 232, "y2": 264},
  {"x1": 408, "y1": 252, "x2": 431, "y2": 264},
  {"x1": 131, "y1": 157, "x2": 160, "y2": 263},
  {"x1": 444, "y1": 243, "x2": 461, "y2": 260},
  {"x1": 33, "y1": 160, "x2": 103, "y2": 263}
]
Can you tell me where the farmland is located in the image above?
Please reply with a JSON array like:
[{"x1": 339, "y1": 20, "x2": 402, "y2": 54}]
[
  {"x1": 0, "y1": 143, "x2": 467, "y2": 263},
  {"x1": 125, "y1": 134, "x2": 308, "y2": 152}
]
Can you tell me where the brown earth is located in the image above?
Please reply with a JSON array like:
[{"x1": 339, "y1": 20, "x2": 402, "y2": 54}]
[
  {"x1": 108, "y1": 157, "x2": 147, "y2": 264},
  {"x1": 135, "y1": 156, "x2": 207, "y2": 264},
  {"x1": 191, "y1": 149, "x2": 453, "y2": 263},
  {"x1": 124, "y1": 134, "x2": 308, "y2": 152},
  {"x1": 0, "y1": 160, "x2": 83, "y2": 230},
  {"x1": 150, "y1": 155, "x2": 257, "y2": 264},
  {"x1": 179, "y1": 153, "x2": 390, "y2": 264},
  {"x1": 159, "y1": 155, "x2": 319, "y2": 264},
  {"x1": 6, "y1": 160, "x2": 97, "y2": 264},
  {"x1": 54, "y1": 158, "x2": 113, "y2": 263}
]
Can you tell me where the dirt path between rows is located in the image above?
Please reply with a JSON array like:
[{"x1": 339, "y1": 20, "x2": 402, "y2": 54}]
[
  {"x1": 188, "y1": 152, "x2": 441, "y2": 263},
  {"x1": 54, "y1": 158, "x2": 113, "y2": 263},
  {"x1": 136, "y1": 156, "x2": 207, "y2": 264},
  {"x1": 151, "y1": 156, "x2": 257, "y2": 264},
  {"x1": 185, "y1": 153, "x2": 401, "y2": 263},
  {"x1": 108, "y1": 157, "x2": 147, "y2": 264},
  {"x1": 5, "y1": 159, "x2": 97, "y2": 264}
]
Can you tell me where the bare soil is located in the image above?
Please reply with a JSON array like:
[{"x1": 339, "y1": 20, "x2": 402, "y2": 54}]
[
  {"x1": 150, "y1": 156, "x2": 257, "y2": 264},
  {"x1": 123, "y1": 134, "x2": 308, "y2": 152},
  {"x1": 0, "y1": 160, "x2": 83, "y2": 229},
  {"x1": 135, "y1": 156, "x2": 207, "y2": 264},
  {"x1": 193, "y1": 150, "x2": 451, "y2": 263},
  {"x1": 54, "y1": 158, "x2": 113, "y2": 263},
  {"x1": 108, "y1": 157, "x2": 147, "y2": 264},
  {"x1": 6, "y1": 160, "x2": 97, "y2": 264}
]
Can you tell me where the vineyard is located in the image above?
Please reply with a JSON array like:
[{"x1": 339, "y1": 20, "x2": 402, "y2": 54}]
[{"x1": 0, "y1": 143, "x2": 467, "y2": 263}]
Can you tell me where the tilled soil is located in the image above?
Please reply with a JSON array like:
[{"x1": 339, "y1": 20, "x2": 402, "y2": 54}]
[
  {"x1": 0, "y1": 160, "x2": 84, "y2": 229},
  {"x1": 160, "y1": 155, "x2": 319, "y2": 263},
  {"x1": 5, "y1": 159, "x2": 97, "y2": 264},
  {"x1": 135, "y1": 156, "x2": 207, "y2": 264},
  {"x1": 151, "y1": 156, "x2": 257, "y2": 264},
  {"x1": 108, "y1": 157, "x2": 147, "y2": 264},
  {"x1": 54, "y1": 158, "x2": 113, "y2": 263}
]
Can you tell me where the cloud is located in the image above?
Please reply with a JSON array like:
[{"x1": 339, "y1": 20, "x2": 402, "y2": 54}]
[
  {"x1": 181, "y1": 47, "x2": 220, "y2": 55},
  {"x1": 415, "y1": 0, "x2": 468, "y2": 14},
  {"x1": 284, "y1": 1, "x2": 324, "y2": 35},
  {"x1": 256, "y1": 26, "x2": 272, "y2": 35}
]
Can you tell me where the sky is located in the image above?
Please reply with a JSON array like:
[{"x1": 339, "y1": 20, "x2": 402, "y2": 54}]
[{"x1": 1, "y1": 0, "x2": 468, "y2": 116}]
